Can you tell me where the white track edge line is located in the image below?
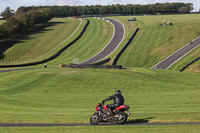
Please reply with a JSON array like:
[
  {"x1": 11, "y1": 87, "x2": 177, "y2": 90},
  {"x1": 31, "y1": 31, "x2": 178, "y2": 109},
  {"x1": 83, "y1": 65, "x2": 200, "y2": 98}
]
[
  {"x1": 80, "y1": 18, "x2": 125, "y2": 64},
  {"x1": 80, "y1": 18, "x2": 115, "y2": 64},
  {"x1": 97, "y1": 18, "x2": 125, "y2": 62},
  {"x1": 165, "y1": 43, "x2": 200, "y2": 70},
  {"x1": 151, "y1": 36, "x2": 200, "y2": 69}
]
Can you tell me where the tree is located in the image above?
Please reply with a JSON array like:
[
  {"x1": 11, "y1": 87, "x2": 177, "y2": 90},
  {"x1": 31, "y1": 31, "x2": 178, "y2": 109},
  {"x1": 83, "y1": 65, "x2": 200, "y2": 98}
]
[
  {"x1": 1, "y1": 7, "x2": 14, "y2": 19},
  {"x1": 179, "y1": 7, "x2": 189, "y2": 14},
  {"x1": 0, "y1": 20, "x2": 15, "y2": 39}
]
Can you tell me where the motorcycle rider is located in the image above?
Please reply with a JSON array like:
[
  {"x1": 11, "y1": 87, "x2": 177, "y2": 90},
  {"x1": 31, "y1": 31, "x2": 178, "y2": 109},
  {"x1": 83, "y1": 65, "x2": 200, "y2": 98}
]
[{"x1": 102, "y1": 90, "x2": 124, "y2": 115}]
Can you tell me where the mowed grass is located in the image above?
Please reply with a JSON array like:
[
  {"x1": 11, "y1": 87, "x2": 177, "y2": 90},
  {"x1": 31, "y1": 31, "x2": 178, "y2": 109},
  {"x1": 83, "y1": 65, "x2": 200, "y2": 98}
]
[
  {"x1": 115, "y1": 14, "x2": 200, "y2": 70},
  {"x1": 46, "y1": 18, "x2": 113, "y2": 65},
  {"x1": 1, "y1": 124, "x2": 200, "y2": 133},
  {"x1": 0, "y1": 68, "x2": 200, "y2": 124},
  {"x1": 0, "y1": 18, "x2": 113, "y2": 66},
  {"x1": 0, "y1": 18, "x2": 84, "y2": 62}
]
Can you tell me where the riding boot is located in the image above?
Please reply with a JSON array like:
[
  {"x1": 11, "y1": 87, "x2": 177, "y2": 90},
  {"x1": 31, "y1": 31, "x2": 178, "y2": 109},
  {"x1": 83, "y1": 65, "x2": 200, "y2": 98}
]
[{"x1": 108, "y1": 107, "x2": 113, "y2": 116}]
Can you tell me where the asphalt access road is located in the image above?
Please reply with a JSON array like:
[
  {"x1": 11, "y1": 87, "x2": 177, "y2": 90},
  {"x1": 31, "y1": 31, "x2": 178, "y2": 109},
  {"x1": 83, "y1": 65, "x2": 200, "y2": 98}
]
[
  {"x1": 152, "y1": 36, "x2": 200, "y2": 70},
  {"x1": 80, "y1": 18, "x2": 125, "y2": 64},
  {"x1": 0, "y1": 67, "x2": 58, "y2": 73},
  {"x1": 0, "y1": 67, "x2": 43, "y2": 73},
  {"x1": 1, "y1": 123, "x2": 200, "y2": 127}
]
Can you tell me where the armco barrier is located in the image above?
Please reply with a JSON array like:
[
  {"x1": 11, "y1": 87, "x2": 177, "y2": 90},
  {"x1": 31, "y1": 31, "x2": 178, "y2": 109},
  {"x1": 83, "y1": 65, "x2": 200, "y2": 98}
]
[
  {"x1": 112, "y1": 28, "x2": 139, "y2": 65},
  {"x1": 92, "y1": 58, "x2": 111, "y2": 65},
  {"x1": 0, "y1": 19, "x2": 90, "y2": 68},
  {"x1": 61, "y1": 64, "x2": 123, "y2": 69},
  {"x1": 179, "y1": 56, "x2": 200, "y2": 71}
]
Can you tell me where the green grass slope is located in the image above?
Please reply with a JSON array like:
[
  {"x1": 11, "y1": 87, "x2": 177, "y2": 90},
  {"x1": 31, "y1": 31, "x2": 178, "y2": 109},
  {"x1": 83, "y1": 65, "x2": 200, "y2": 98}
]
[
  {"x1": 0, "y1": 18, "x2": 85, "y2": 64},
  {"x1": 1, "y1": 124, "x2": 200, "y2": 132},
  {"x1": 0, "y1": 68, "x2": 199, "y2": 123},
  {"x1": 0, "y1": 18, "x2": 113, "y2": 66},
  {"x1": 46, "y1": 18, "x2": 113, "y2": 66},
  {"x1": 116, "y1": 14, "x2": 200, "y2": 70}
]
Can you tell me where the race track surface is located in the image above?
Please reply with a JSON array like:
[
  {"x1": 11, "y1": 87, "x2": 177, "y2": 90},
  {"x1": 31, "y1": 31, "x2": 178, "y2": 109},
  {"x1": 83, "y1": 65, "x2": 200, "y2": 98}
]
[
  {"x1": 0, "y1": 67, "x2": 43, "y2": 73},
  {"x1": 152, "y1": 36, "x2": 200, "y2": 70},
  {"x1": 80, "y1": 18, "x2": 125, "y2": 64},
  {"x1": 1, "y1": 122, "x2": 200, "y2": 127}
]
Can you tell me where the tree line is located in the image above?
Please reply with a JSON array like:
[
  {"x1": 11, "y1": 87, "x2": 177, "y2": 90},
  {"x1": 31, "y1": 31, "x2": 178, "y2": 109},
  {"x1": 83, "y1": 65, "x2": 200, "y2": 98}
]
[
  {"x1": 17, "y1": 2, "x2": 193, "y2": 17},
  {"x1": 0, "y1": 8, "x2": 52, "y2": 40},
  {"x1": 0, "y1": 3, "x2": 193, "y2": 41}
]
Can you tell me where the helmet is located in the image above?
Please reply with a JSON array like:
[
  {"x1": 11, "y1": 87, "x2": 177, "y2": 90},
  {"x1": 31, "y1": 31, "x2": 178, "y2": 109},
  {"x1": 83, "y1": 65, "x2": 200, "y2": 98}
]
[{"x1": 115, "y1": 90, "x2": 121, "y2": 95}]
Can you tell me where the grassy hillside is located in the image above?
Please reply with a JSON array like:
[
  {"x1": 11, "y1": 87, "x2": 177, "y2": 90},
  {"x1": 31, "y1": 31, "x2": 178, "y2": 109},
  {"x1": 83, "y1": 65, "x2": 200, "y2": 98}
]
[
  {"x1": 0, "y1": 18, "x2": 113, "y2": 66},
  {"x1": 1, "y1": 15, "x2": 199, "y2": 72},
  {"x1": 0, "y1": 68, "x2": 199, "y2": 123},
  {"x1": 46, "y1": 18, "x2": 113, "y2": 66},
  {"x1": 0, "y1": 18, "x2": 85, "y2": 64},
  {"x1": 115, "y1": 14, "x2": 200, "y2": 70}
]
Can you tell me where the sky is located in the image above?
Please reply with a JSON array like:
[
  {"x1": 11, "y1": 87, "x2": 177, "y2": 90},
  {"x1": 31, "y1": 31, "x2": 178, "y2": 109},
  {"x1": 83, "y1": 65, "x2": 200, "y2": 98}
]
[{"x1": 0, "y1": 0, "x2": 199, "y2": 14}]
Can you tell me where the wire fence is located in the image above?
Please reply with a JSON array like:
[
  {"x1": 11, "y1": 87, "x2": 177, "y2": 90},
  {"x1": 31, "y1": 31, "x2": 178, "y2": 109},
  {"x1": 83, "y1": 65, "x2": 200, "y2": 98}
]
[{"x1": 0, "y1": 19, "x2": 83, "y2": 66}]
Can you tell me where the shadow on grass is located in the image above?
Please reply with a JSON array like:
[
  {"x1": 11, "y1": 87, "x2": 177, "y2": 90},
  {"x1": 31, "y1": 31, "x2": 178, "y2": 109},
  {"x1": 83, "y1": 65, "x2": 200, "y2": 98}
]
[
  {"x1": 127, "y1": 117, "x2": 155, "y2": 124},
  {"x1": 0, "y1": 22, "x2": 66, "y2": 60}
]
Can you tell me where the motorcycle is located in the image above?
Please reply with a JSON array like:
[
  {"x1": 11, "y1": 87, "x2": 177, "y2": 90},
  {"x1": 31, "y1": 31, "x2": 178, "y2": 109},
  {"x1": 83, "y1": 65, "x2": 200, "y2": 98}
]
[{"x1": 90, "y1": 103, "x2": 130, "y2": 125}]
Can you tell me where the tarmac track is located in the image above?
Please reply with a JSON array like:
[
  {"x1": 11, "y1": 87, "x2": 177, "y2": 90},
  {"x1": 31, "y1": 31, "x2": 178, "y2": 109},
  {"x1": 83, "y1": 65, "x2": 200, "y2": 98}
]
[
  {"x1": 80, "y1": 18, "x2": 125, "y2": 64},
  {"x1": 0, "y1": 67, "x2": 43, "y2": 73},
  {"x1": 1, "y1": 122, "x2": 200, "y2": 127},
  {"x1": 152, "y1": 36, "x2": 200, "y2": 70}
]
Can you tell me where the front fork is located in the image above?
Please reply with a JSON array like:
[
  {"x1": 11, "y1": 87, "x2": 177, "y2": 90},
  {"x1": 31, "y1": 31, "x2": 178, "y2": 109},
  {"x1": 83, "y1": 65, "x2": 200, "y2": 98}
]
[
  {"x1": 99, "y1": 111, "x2": 101, "y2": 116},
  {"x1": 126, "y1": 109, "x2": 131, "y2": 116}
]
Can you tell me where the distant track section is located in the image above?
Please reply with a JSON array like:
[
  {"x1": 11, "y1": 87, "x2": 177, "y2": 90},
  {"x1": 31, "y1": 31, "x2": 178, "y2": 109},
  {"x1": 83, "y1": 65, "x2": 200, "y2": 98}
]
[
  {"x1": 152, "y1": 36, "x2": 200, "y2": 70},
  {"x1": 81, "y1": 18, "x2": 125, "y2": 64}
]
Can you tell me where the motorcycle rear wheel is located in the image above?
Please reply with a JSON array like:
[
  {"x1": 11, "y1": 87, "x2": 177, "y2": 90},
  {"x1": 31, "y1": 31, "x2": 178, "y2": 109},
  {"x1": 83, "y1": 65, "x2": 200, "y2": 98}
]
[
  {"x1": 115, "y1": 112, "x2": 127, "y2": 124},
  {"x1": 90, "y1": 112, "x2": 100, "y2": 125}
]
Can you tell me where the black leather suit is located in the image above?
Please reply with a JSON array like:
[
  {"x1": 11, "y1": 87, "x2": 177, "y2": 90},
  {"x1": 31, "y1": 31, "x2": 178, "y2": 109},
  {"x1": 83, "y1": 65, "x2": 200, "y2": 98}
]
[{"x1": 102, "y1": 94, "x2": 124, "y2": 110}]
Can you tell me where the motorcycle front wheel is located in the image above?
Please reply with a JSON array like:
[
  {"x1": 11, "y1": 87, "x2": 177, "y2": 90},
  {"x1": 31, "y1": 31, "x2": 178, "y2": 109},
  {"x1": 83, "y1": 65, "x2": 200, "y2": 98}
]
[
  {"x1": 90, "y1": 112, "x2": 100, "y2": 125},
  {"x1": 115, "y1": 112, "x2": 127, "y2": 124}
]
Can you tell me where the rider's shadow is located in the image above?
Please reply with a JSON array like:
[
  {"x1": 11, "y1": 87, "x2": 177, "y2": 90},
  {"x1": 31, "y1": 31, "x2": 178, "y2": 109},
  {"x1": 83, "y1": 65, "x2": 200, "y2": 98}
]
[{"x1": 127, "y1": 117, "x2": 155, "y2": 124}]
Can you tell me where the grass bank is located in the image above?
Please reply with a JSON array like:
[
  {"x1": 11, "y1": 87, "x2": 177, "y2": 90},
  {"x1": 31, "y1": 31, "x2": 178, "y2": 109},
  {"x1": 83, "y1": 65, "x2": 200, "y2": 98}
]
[
  {"x1": 0, "y1": 68, "x2": 199, "y2": 123},
  {"x1": 0, "y1": 18, "x2": 84, "y2": 64},
  {"x1": 46, "y1": 18, "x2": 113, "y2": 66},
  {"x1": 115, "y1": 14, "x2": 200, "y2": 71}
]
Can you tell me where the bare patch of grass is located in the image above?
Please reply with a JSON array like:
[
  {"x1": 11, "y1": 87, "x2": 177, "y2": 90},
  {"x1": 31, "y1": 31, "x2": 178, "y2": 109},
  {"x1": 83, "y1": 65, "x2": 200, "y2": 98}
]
[
  {"x1": 59, "y1": 71, "x2": 82, "y2": 75},
  {"x1": 36, "y1": 72, "x2": 51, "y2": 74},
  {"x1": 102, "y1": 22, "x2": 112, "y2": 36}
]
